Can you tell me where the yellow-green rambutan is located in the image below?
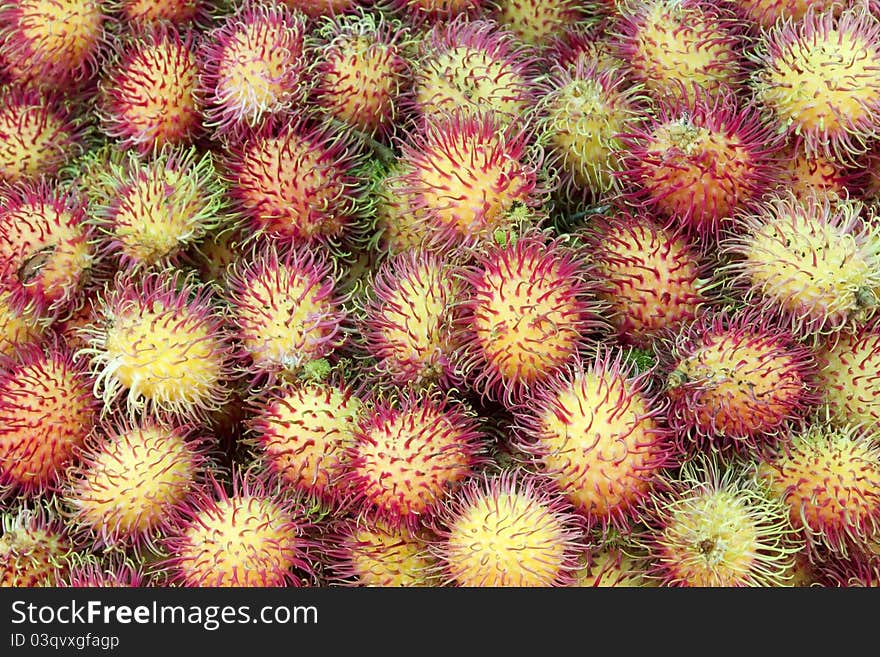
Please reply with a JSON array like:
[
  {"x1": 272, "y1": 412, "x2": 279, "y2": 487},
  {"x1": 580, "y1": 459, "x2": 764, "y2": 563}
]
[
  {"x1": 751, "y1": 6, "x2": 880, "y2": 163},
  {"x1": 1, "y1": 501, "x2": 72, "y2": 587},
  {"x1": 77, "y1": 268, "x2": 234, "y2": 422},
  {"x1": 635, "y1": 454, "x2": 804, "y2": 586}
]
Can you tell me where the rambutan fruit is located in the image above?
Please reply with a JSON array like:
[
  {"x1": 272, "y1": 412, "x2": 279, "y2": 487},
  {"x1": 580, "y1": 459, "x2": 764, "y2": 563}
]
[
  {"x1": 751, "y1": 6, "x2": 880, "y2": 163},
  {"x1": 185, "y1": 224, "x2": 245, "y2": 289},
  {"x1": 430, "y1": 471, "x2": 585, "y2": 587},
  {"x1": 311, "y1": 11, "x2": 412, "y2": 139},
  {"x1": 223, "y1": 116, "x2": 364, "y2": 245},
  {"x1": 113, "y1": 0, "x2": 207, "y2": 27},
  {"x1": 199, "y1": 0, "x2": 308, "y2": 139},
  {"x1": 489, "y1": 0, "x2": 590, "y2": 47},
  {"x1": 578, "y1": 208, "x2": 712, "y2": 348},
  {"x1": 0, "y1": 179, "x2": 94, "y2": 322},
  {"x1": 247, "y1": 379, "x2": 364, "y2": 505},
  {"x1": 757, "y1": 421, "x2": 880, "y2": 557},
  {"x1": 0, "y1": 341, "x2": 98, "y2": 496},
  {"x1": 225, "y1": 241, "x2": 347, "y2": 378},
  {"x1": 1, "y1": 502, "x2": 72, "y2": 587},
  {"x1": 512, "y1": 347, "x2": 677, "y2": 531},
  {"x1": 63, "y1": 417, "x2": 208, "y2": 553},
  {"x1": 325, "y1": 517, "x2": 442, "y2": 587},
  {"x1": 158, "y1": 467, "x2": 315, "y2": 587},
  {"x1": 0, "y1": 290, "x2": 44, "y2": 359},
  {"x1": 611, "y1": 0, "x2": 747, "y2": 104},
  {"x1": 356, "y1": 249, "x2": 465, "y2": 389},
  {"x1": 721, "y1": 191, "x2": 880, "y2": 337},
  {"x1": 659, "y1": 309, "x2": 820, "y2": 454},
  {"x1": 572, "y1": 534, "x2": 656, "y2": 587},
  {"x1": 345, "y1": 390, "x2": 486, "y2": 528},
  {"x1": 535, "y1": 60, "x2": 647, "y2": 201},
  {"x1": 544, "y1": 25, "x2": 627, "y2": 75},
  {"x1": 97, "y1": 23, "x2": 203, "y2": 155},
  {"x1": 411, "y1": 17, "x2": 538, "y2": 129},
  {"x1": 395, "y1": 110, "x2": 544, "y2": 252},
  {"x1": 814, "y1": 546, "x2": 880, "y2": 587},
  {"x1": 0, "y1": 86, "x2": 85, "y2": 184},
  {"x1": 635, "y1": 455, "x2": 804, "y2": 587},
  {"x1": 0, "y1": 0, "x2": 105, "y2": 89},
  {"x1": 77, "y1": 269, "x2": 234, "y2": 422},
  {"x1": 617, "y1": 86, "x2": 781, "y2": 242},
  {"x1": 455, "y1": 232, "x2": 606, "y2": 407},
  {"x1": 91, "y1": 145, "x2": 229, "y2": 271},
  {"x1": 814, "y1": 319, "x2": 880, "y2": 429}
]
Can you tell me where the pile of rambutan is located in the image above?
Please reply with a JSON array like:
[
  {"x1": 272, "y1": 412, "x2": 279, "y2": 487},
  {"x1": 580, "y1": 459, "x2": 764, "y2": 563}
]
[{"x1": 4, "y1": 0, "x2": 880, "y2": 589}]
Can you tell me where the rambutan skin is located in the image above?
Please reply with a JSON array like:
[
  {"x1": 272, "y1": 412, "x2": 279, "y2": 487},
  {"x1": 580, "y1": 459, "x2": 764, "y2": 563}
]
[
  {"x1": 395, "y1": 110, "x2": 544, "y2": 252},
  {"x1": 310, "y1": 11, "x2": 413, "y2": 139},
  {"x1": 758, "y1": 421, "x2": 880, "y2": 557},
  {"x1": 97, "y1": 22, "x2": 204, "y2": 155},
  {"x1": 429, "y1": 471, "x2": 586, "y2": 587},
  {"x1": 344, "y1": 390, "x2": 487, "y2": 528},
  {"x1": 158, "y1": 468, "x2": 316, "y2": 587},
  {"x1": 199, "y1": 0, "x2": 308, "y2": 140},
  {"x1": 511, "y1": 347, "x2": 678, "y2": 531},
  {"x1": 578, "y1": 207, "x2": 712, "y2": 348},
  {"x1": 455, "y1": 231, "x2": 608, "y2": 407},
  {"x1": 616, "y1": 86, "x2": 782, "y2": 242},
  {"x1": 0, "y1": 342, "x2": 99, "y2": 496},
  {"x1": 224, "y1": 240, "x2": 348, "y2": 377},
  {"x1": 657, "y1": 309, "x2": 821, "y2": 454},
  {"x1": 77, "y1": 268, "x2": 235, "y2": 422},
  {"x1": 750, "y1": 6, "x2": 880, "y2": 163},
  {"x1": 490, "y1": 0, "x2": 590, "y2": 47},
  {"x1": 721, "y1": 191, "x2": 880, "y2": 338},
  {"x1": 356, "y1": 249, "x2": 466, "y2": 390},
  {"x1": 222, "y1": 117, "x2": 364, "y2": 245},
  {"x1": 0, "y1": 86, "x2": 85, "y2": 184},
  {"x1": 1, "y1": 502, "x2": 73, "y2": 587}
]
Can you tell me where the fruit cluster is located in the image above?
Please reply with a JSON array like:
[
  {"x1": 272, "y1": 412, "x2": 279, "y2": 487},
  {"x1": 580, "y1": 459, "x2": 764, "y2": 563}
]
[{"x1": 2, "y1": 0, "x2": 880, "y2": 588}]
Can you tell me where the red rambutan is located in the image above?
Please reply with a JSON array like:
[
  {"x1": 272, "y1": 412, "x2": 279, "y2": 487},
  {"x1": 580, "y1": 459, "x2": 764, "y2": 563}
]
[
  {"x1": 248, "y1": 379, "x2": 363, "y2": 505},
  {"x1": 56, "y1": 552, "x2": 149, "y2": 587},
  {"x1": 158, "y1": 467, "x2": 315, "y2": 587},
  {"x1": 345, "y1": 389, "x2": 486, "y2": 528},
  {"x1": 659, "y1": 309, "x2": 820, "y2": 454},
  {"x1": 395, "y1": 110, "x2": 544, "y2": 252},
  {"x1": 430, "y1": 470, "x2": 585, "y2": 587},
  {"x1": 225, "y1": 241, "x2": 347, "y2": 378},
  {"x1": 357, "y1": 249, "x2": 466, "y2": 389},
  {"x1": 223, "y1": 116, "x2": 364, "y2": 245},
  {"x1": 758, "y1": 421, "x2": 880, "y2": 558},
  {"x1": 579, "y1": 207, "x2": 712, "y2": 348},
  {"x1": 97, "y1": 22, "x2": 203, "y2": 155},
  {"x1": 0, "y1": 0, "x2": 105, "y2": 90},
  {"x1": 489, "y1": 0, "x2": 590, "y2": 47},
  {"x1": 199, "y1": 0, "x2": 308, "y2": 139},
  {"x1": 512, "y1": 347, "x2": 677, "y2": 532},
  {"x1": 617, "y1": 86, "x2": 781, "y2": 242},
  {"x1": 388, "y1": 0, "x2": 487, "y2": 25},
  {"x1": 63, "y1": 416, "x2": 208, "y2": 553},
  {"x1": 455, "y1": 231, "x2": 606, "y2": 407},
  {"x1": 113, "y1": 0, "x2": 207, "y2": 27},
  {"x1": 0, "y1": 179, "x2": 94, "y2": 322},
  {"x1": 0, "y1": 290, "x2": 44, "y2": 359},
  {"x1": 0, "y1": 85, "x2": 85, "y2": 185},
  {"x1": 0, "y1": 342, "x2": 98, "y2": 496},
  {"x1": 1, "y1": 501, "x2": 72, "y2": 587}
]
